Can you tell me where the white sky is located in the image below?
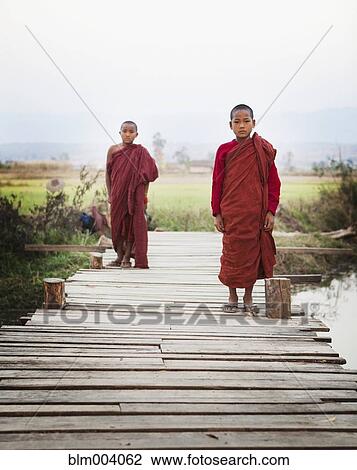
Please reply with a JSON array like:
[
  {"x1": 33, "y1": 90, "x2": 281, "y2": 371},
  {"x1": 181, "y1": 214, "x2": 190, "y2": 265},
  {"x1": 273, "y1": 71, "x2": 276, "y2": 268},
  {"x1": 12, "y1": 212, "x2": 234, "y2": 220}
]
[{"x1": 1, "y1": 0, "x2": 357, "y2": 144}]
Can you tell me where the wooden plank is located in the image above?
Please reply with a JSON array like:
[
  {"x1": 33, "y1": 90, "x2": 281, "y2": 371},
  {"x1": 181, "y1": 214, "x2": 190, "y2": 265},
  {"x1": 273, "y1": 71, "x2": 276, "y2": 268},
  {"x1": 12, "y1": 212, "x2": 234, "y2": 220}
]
[
  {"x1": 163, "y1": 360, "x2": 347, "y2": 371},
  {"x1": 68, "y1": 272, "x2": 322, "y2": 282},
  {"x1": 2, "y1": 402, "x2": 357, "y2": 416},
  {"x1": 0, "y1": 331, "x2": 330, "y2": 342},
  {"x1": 0, "y1": 389, "x2": 356, "y2": 404},
  {"x1": 0, "y1": 329, "x2": 326, "y2": 339},
  {"x1": 25, "y1": 316, "x2": 324, "y2": 330},
  {"x1": 280, "y1": 274, "x2": 322, "y2": 283},
  {"x1": 159, "y1": 341, "x2": 339, "y2": 356},
  {"x1": 28, "y1": 308, "x2": 312, "y2": 320},
  {"x1": 0, "y1": 379, "x2": 354, "y2": 390},
  {"x1": 2, "y1": 370, "x2": 354, "y2": 381},
  {"x1": 0, "y1": 338, "x2": 163, "y2": 346},
  {"x1": 66, "y1": 274, "x2": 322, "y2": 285},
  {"x1": 2, "y1": 414, "x2": 357, "y2": 433},
  {"x1": 276, "y1": 247, "x2": 353, "y2": 255},
  {"x1": 0, "y1": 343, "x2": 338, "y2": 356},
  {"x1": 25, "y1": 244, "x2": 106, "y2": 253},
  {"x1": 1, "y1": 431, "x2": 357, "y2": 449},
  {"x1": 1, "y1": 322, "x2": 332, "y2": 332},
  {"x1": 118, "y1": 402, "x2": 357, "y2": 415},
  {"x1": 0, "y1": 357, "x2": 346, "y2": 371},
  {"x1": 0, "y1": 337, "x2": 330, "y2": 347},
  {"x1": 0, "y1": 350, "x2": 346, "y2": 364}
]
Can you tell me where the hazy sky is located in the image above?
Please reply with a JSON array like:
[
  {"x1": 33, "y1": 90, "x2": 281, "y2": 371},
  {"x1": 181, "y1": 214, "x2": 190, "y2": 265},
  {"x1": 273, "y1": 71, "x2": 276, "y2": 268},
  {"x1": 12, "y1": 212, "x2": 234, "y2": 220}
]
[{"x1": 1, "y1": 0, "x2": 357, "y2": 145}]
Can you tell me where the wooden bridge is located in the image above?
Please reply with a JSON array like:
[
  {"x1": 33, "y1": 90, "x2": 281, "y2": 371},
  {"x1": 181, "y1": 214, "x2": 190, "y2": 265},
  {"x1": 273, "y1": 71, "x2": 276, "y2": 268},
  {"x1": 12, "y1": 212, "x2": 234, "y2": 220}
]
[{"x1": 1, "y1": 232, "x2": 357, "y2": 449}]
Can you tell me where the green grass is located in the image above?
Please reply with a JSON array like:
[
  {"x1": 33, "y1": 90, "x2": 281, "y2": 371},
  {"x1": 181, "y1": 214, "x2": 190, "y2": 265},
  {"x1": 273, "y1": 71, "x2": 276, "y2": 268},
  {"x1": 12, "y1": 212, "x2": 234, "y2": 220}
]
[
  {"x1": 150, "y1": 183, "x2": 210, "y2": 211},
  {"x1": 0, "y1": 251, "x2": 90, "y2": 326},
  {"x1": 150, "y1": 180, "x2": 336, "y2": 208},
  {"x1": 0, "y1": 177, "x2": 101, "y2": 213},
  {"x1": 0, "y1": 175, "x2": 338, "y2": 215},
  {"x1": 146, "y1": 176, "x2": 337, "y2": 231}
]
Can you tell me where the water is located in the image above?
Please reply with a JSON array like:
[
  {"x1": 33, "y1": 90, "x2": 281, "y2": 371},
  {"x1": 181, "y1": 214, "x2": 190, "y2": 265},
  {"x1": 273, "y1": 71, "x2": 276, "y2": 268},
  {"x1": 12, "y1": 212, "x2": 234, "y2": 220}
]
[{"x1": 292, "y1": 272, "x2": 357, "y2": 369}]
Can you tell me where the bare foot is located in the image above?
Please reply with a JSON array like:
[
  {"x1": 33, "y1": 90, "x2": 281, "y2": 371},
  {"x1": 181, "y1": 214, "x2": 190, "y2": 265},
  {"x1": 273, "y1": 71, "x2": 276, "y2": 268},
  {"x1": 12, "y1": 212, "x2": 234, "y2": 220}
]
[
  {"x1": 121, "y1": 259, "x2": 132, "y2": 268},
  {"x1": 107, "y1": 257, "x2": 123, "y2": 267}
]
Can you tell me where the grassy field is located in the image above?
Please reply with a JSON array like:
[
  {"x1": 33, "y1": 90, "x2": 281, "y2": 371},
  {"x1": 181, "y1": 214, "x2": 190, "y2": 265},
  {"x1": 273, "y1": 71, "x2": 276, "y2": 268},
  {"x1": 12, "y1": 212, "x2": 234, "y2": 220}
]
[
  {"x1": 0, "y1": 172, "x2": 337, "y2": 214},
  {"x1": 150, "y1": 175, "x2": 336, "y2": 210}
]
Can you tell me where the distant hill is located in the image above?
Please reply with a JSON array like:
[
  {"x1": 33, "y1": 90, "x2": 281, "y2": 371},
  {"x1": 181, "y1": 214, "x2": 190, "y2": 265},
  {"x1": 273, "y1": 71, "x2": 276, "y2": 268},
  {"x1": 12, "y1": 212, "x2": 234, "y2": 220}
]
[
  {"x1": 0, "y1": 142, "x2": 106, "y2": 166},
  {"x1": 1, "y1": 107, "x2": 357, "y2": 169},
  {"x1": 0, "y1": 140, "x2": 356, "y2": 170}
]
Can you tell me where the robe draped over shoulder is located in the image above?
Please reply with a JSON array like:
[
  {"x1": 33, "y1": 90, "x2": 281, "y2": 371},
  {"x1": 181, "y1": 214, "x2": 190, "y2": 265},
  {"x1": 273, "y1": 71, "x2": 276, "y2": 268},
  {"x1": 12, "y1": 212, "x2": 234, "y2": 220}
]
[
  {"x1": 107, "y1": 144, "x2": 158, "y2": 268},
  {"x1": 218, "y1": 132, "x2": 277, "y2": 288}
]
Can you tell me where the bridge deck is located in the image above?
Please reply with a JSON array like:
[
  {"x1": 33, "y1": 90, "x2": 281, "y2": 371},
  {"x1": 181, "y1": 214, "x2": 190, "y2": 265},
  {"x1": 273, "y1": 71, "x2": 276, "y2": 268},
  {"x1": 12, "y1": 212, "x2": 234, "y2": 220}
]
[{"x1": 1, "y1": 232, "x2": 356, "y2": 449}]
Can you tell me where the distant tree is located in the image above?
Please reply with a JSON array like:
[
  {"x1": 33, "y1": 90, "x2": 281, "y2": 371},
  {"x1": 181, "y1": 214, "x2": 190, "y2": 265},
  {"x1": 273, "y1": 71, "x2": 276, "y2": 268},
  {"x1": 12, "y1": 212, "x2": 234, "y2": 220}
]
[
  {"x1": 173, "y1": 146, "x2": 191, "y2": 171},
  {"x1": 152, "y1": 132, "x2": 166, "y2": 170}
]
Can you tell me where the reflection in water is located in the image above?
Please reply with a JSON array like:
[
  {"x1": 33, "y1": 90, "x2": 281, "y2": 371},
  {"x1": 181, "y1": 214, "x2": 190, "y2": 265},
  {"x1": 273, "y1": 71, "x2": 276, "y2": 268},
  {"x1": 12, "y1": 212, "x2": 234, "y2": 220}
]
[{"x1": 292, "y1": 273, "x2": 357, "y2": 368}]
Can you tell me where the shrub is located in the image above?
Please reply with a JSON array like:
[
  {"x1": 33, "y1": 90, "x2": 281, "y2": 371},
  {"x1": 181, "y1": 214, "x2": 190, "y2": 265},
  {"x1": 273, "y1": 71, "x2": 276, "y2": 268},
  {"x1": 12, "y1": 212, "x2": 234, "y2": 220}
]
[
  {"x1": 30, "y1": 166, "x2": 101, "y2": 243},
  {"x1": 279, "y1": 158, "x2": 357, "y2": 233},
  {"x1": 312, "y1": 158, "x2": 357, "y2": 231},
  {"x1": 0, "y1": 194, "x2": 33, "y2": 252}
]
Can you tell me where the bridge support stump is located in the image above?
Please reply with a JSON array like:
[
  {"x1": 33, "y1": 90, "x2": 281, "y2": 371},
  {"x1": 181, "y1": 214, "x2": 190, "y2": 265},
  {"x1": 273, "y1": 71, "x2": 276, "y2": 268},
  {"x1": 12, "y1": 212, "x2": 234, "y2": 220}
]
[
  {"x1": 265, "y1": 277, "x2": 291, "y2": 318},
  {"x1": 90, "y1": 252, "x2": 103, "y2": 269},
  {"x1": 43, "y1": 278, "x2": 65, "y2": 309}
]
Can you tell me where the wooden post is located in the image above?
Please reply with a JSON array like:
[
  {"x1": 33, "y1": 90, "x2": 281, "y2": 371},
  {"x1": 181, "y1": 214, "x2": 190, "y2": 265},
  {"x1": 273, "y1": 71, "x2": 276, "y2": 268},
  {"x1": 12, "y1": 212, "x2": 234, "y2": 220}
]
[
  {"x1": 90, "y1": 252, "x2": 103, "y2": 269},
  {"x1": 43, "y1": 278, "x2": 65, "y2": 309},
  {"x1": 265, "y1": 277, "x2": 291, "y2": 318}
]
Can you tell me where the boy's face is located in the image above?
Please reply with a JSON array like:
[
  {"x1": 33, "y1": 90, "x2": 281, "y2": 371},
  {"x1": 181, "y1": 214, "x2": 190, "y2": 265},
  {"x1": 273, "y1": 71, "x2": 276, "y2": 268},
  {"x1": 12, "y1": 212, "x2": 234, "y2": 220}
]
[
  {"x1": 230, "y1": 110, "x2": 255, "y2": 139},
  {"x1": 120, "y1": 124, "x2": 138, "y2": 144}
]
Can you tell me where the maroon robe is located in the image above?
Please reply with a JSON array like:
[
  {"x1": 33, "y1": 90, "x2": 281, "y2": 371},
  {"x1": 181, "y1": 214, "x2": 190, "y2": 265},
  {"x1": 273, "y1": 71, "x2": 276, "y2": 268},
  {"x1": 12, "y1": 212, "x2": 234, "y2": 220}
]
[
  {"x1": 219, "y1": 132, "x2": 277, "y2": 288},
  {"x1": 107, "y1": 144, "x2": 158, "y2": 268}
]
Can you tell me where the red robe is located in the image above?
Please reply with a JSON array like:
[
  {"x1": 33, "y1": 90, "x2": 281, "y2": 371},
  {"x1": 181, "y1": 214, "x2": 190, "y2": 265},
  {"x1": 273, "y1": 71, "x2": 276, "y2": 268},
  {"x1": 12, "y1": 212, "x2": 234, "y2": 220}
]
[
  {"x1": 107, "y1": 144, "x2": 158, "y2": 268},
  {"x1": 211, "y1": 139, "x2": 281, "y2": 216},
  {"x1": 212, "y1": 132, "x2": 280, "y2": 288}
]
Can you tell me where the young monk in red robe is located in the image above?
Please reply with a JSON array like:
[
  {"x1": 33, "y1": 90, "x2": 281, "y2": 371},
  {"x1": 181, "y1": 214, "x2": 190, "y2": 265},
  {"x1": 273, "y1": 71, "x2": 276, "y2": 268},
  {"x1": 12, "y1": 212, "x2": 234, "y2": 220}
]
[
  {"x1": 106, "y1": 121, "x2": 158, "y2": 268},
  {"x1": 211, "y1": 104, "x2": 281, "y2": 314}
]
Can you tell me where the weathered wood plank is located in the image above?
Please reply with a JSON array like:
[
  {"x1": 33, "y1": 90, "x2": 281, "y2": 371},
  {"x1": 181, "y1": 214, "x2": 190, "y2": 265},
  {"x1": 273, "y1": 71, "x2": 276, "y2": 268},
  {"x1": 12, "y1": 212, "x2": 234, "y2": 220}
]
[
  {"x1": 25, "y1": 244, "x2": 106, "y2": 253},
  {"x1": 0, "y1": 389, "x2": 356, "y2": 404},
  {"x1": 0, "y1": 331, "x2": 328, "y2": 341},
  {"x1": 1, "y1": 370, "x2": 355, "y2": 381},
  {"x1": 2, "y1": 402, "x2": 357, "y2": 417},
  {"x1": 0, "y1": 378, "x2": 354, "y2": 390},
  {"x1": 0, "y1": 357, "x2": 346, "y2": 371},
  {"x1": 1, "y1": 430, "x2": 357, "y2": 449},
  {"x1": 0, "y1": 351, "x2": 346, "y2": 364},
  {"x1": 24, "y1": 317, "x2": 324, "y2": 329},
  {"x1": 2, "y1": 414, "x2": 357, "y2": 433}
]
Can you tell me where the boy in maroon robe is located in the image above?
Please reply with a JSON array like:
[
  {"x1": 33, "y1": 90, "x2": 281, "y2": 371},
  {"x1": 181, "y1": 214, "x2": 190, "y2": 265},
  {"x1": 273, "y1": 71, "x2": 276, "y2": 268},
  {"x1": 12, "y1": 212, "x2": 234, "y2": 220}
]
[
  {"x1": 211, "y1": 105, "x2": 281, "y2": 314},
  {"x1": 106, "y1": 121, "x2": 158, "y2": 268}
]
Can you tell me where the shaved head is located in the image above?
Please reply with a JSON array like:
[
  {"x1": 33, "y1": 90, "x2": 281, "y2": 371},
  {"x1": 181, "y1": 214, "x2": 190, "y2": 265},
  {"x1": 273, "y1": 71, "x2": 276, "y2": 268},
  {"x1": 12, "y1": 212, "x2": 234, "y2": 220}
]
[
  {"x1": 120, "y1": 120, "x2": 138, "y2": 131},
  {"x1": 230, "y1": 104, "x2": 254, "y2": 120}
]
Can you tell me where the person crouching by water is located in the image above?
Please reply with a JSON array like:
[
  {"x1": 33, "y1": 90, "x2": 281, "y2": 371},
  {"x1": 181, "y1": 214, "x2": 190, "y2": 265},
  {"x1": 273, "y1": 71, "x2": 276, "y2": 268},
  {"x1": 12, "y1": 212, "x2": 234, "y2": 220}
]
[
  {"x1": 106, "y1": 121, "x2": 159, "y2": 268},
  {"x1": 211, "y1": 104, "x2": 281, "y2": 314}
]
